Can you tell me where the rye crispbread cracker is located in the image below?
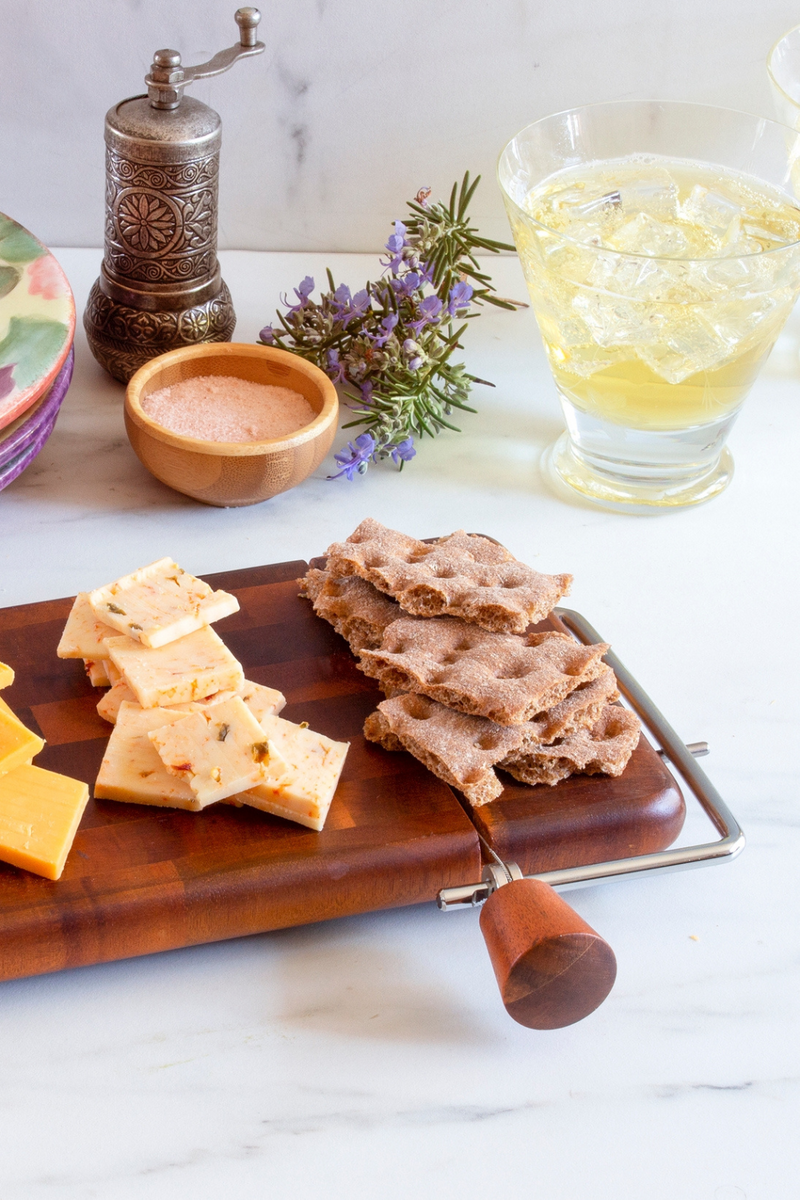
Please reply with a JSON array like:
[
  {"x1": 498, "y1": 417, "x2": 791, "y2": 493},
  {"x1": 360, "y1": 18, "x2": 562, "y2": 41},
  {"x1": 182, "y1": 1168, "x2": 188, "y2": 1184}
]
[
  {"x1": 363, "y1": 695, "x2": 520, "y2": 807},
  {"x1": 362, "y1": 673, "x2": 627, "y2": 805},
  {"x1": 324, "y1": 519, "x2": 571, "y2": 634},
  {"x1": 357, "y1": 618, "x2": 609, "y2": 725},
  {"x1": 522, "y1": 666, "x2": 619, "y2": 745},
  {"x1": 301, "y1": 567, "x2": 402, "y2": 652},
  {"x1": 502, "y1": 705, "x2": 641, "y2": 787}
]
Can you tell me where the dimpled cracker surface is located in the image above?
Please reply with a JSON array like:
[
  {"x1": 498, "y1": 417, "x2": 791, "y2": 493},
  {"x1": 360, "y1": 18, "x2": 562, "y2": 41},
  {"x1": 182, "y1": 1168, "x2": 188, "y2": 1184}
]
[
  {"x1": 363, "y1": 694, "x2": 524, "y2": 807},
  {"x1": 324, "y1": 519, "x2": 571, "y2": 634},
  {"x1": 358, "y1": 618, "x2": 609, "y2": 725},
  {"x1": 520, "y1": 666, "x2": 619, "y2": 746},
  {"x1": 301, "y1": 568, "x2": 402, "y2": 652},
  {"x1": 502, "y1": 705, "x2": 641, "y2": 787}
]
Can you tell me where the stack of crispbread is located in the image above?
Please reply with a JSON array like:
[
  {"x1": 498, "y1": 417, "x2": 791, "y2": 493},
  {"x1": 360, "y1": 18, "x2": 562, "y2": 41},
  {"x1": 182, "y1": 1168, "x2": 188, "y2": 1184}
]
[{"x1": 301, "y1": 519, "x2": 640, "y2": 806}]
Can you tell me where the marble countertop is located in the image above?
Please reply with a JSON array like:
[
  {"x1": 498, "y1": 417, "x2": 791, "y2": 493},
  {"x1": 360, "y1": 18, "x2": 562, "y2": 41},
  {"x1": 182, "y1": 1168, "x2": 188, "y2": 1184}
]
[{"x1": 1, "y1": 249, "x2": 797, "y2": 1200}]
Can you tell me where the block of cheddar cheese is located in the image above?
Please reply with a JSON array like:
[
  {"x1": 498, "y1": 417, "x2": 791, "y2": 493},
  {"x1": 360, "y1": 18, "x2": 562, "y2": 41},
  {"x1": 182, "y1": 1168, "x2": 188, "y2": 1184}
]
[
  {"x1": 0, "y1": 707, "x2": 45, "y2": 777},
  {"x1": 0, "y1": 662, "x2": 14, "y2": 690},
  {"x1": 239, "y1": 714, "x2": 349, "y2": 832},
  {"x1": 148, "y1": 696, "x2": 287, "y2": 807},
  {"x1": 0, "y1": 764, "x2": 89, "y2": 880},
  {"x1": 105, "y1": 625, "x2": 244, "y2": 709},
  {"x1": 89, "y1": 558, "x2": 239, "y2": 649}
]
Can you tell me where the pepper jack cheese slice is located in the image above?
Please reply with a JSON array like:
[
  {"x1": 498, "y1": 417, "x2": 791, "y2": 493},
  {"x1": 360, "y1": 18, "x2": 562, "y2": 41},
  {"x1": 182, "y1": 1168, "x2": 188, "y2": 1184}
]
[
  {"x1": 0, "y1": 662, "x2": 14, "y2": 689},
  {"x1": 95, "y1": 702, "x2": 202, "y2": 810},
  {"x1": 0, "y1": 764, "x2": 89, "y2": 880},
  {"x1": 0, "y1": 707, "x2": 45, "y2": 777},
  {"x1": 89, "y1": 558, "x2": 240, "y2": 649},
  {"x1": 98, "y1": 678, "x2": 285, "y2": 729},
  {"x1": 105, "y1": 625, "x2": 244, "y2": 709},
  {"x1": 238, "y1": 681, "x2": 286, "y2": 723},
  {"x1": 148, "y1": 696, "x2": 287, "y2": 807},
  {"x1": 239, "y1": 714, "x2": 349, "y2": 832},
  {"x1": 57, "y1": 593, "x2": 118, "y2": 660},
  {"x1": 84, "y1": 659, "x2": 111, "y2": 688}
]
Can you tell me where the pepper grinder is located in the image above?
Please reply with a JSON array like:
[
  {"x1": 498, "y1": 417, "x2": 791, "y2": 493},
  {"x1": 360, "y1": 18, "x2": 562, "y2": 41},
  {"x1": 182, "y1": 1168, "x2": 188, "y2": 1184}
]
[{"x1": 84, "y1": 8, "x2": 265, "y2": 383}]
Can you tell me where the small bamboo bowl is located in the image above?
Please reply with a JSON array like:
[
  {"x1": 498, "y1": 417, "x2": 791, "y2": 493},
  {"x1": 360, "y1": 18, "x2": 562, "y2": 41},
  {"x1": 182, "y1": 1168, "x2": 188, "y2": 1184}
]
[{"x1": 125, "y1": 343, "x2": 338, "y2": 507}]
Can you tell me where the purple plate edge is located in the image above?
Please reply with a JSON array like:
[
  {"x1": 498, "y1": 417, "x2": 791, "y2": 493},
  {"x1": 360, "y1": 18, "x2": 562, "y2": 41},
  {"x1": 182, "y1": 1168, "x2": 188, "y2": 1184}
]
[{"x1": 0, "y1": 345, "x2": 74, "y2": 471}]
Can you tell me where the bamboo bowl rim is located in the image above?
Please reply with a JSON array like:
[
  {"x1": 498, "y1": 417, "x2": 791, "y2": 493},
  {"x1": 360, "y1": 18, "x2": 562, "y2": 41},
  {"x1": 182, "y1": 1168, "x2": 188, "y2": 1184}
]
[{"x1": 125, "y1": 343, "x2": 339, "y2": 458}]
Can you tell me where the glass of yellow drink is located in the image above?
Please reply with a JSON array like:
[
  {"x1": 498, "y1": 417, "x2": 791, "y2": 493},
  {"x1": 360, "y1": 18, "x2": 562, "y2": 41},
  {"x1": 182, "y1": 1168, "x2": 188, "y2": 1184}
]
[{"x1": 498, "y1": 101, "x2": 800, "y2": 510}]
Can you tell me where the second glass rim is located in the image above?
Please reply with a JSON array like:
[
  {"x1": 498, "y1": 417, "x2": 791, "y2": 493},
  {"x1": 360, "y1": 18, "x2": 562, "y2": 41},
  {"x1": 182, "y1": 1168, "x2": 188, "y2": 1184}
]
[
  {"x1": 497, "y1": 97, "x2": 800, "y2": 263},
  {"x1": 767, "y1": 22, "x2": 800, "y2": 113}
]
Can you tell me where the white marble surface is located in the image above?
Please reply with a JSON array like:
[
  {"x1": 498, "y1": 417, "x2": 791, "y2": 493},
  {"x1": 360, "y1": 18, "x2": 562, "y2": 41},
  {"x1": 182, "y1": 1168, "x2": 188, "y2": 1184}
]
[
  {"x1": 1, "y1": 249, "x2": 798, "y2": 1199},
  {"x1": 3, "y1": 0, "x2": 800, "y2": 252}
]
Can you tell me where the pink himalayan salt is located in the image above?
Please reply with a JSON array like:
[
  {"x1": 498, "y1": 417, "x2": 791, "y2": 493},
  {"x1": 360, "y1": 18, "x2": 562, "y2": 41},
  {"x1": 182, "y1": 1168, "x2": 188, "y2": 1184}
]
[{"x1": 141, "y1": 374, "x2": 317, "y2": 443}]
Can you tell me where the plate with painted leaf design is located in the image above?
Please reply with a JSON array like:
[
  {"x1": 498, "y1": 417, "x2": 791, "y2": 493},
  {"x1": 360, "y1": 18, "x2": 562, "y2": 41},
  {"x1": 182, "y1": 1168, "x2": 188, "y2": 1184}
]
[{"x1": 0, "y1": 213, "x2": 75, "y2": 433}]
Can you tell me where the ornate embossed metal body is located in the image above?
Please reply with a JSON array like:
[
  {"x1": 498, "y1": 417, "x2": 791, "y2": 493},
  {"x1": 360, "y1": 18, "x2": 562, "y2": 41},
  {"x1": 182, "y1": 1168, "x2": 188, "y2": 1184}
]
[{"x1": 84, "y1": 10, "x2": 264, "y2": 382}]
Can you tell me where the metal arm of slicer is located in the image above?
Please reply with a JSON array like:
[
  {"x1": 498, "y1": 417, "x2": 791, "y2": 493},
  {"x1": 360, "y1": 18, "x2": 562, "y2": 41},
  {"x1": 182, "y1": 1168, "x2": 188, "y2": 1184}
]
[
  {"x1": 146, "y1": 9, "x2": 265, "y2": 109},
  {"x1": 435, "y1": 606, "x2": 745, "y2": 1031}
]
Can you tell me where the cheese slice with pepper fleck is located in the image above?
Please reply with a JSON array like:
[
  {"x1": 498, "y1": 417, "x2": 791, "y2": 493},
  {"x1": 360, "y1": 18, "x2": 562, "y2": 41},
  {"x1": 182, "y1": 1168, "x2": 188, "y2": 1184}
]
[
  {"x1": 94, "y1": 702, "x2": 202, "y2": 810},
  {"x1": 0, "y1": 763, "x2": 89, "y2": 880},
  {"x1": 237, "y1": 680, "x2": 286, "y2": 723},
  {"x1": 84, "y1": 658, "x2": 111, "y2": 688},
  {"x1": 57, "y1": 593, "x2": 118, "y2": 660},
  {"x1": 0, "y1": 707, "x2": 45, "y2": 778},
  {"x1": 89, "y1": 558, "x2": 240, "y2": 649},
  {"x1": 98, "y1": 678, "x2": 286, "y2": 728},
  {"x1": 148, "y1": 696, "x2": 287, "y2": 807},
  {"x1": 239, "y1": 714, "x2": 349, "y2": 832},
  {"x1": 105, "y1": 625, "x2": 244, "y2": 709},
  {"x1": 0, "y1": 662, "x2": 14, "y2": 689}
]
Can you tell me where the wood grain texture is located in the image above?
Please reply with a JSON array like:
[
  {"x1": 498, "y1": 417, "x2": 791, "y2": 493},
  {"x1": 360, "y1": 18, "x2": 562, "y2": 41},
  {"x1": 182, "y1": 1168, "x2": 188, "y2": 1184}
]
[
  {"x1": 480, "y1": 878, "x2": 617, "y2": 1029},
  {"x1": 0, "y1": 559, "x2": 686, "y2": 986},
  {"x1": 0, "y1": 562, "x2": 480, "y2": 982}
]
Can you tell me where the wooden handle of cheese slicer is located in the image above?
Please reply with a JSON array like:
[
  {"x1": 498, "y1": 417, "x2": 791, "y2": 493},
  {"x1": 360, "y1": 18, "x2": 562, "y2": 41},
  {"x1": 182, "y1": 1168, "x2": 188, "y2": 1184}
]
[{"x1": 479, "y1": 877, "x2": 617, "y2": 1029}]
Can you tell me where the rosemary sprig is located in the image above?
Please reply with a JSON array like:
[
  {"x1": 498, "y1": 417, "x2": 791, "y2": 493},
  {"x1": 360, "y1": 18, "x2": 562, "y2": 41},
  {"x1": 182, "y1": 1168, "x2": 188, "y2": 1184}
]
[{"x1": 258, "y1": 173, "x2": 515, "y2": 478}]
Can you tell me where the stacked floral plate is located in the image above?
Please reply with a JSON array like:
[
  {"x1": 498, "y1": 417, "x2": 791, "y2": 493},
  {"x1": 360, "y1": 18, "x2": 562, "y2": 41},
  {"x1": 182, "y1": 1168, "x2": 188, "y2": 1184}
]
[{"x1": 0, "y1": 213, "x2": 75, "y2": 492}]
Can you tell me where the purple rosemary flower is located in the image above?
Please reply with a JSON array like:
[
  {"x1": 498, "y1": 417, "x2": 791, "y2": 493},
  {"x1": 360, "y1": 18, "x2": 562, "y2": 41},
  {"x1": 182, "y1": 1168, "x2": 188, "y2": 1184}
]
[
  {"x1": 390, "y1": 437, "x2": 416, "y2": 465},
  {"x1": 414, "y1": 187, "x2": 432, "y2": 207},
  {"x1": 340, "y1": 288, "x2": 371, "y2": 328},
  {"x1": 360, "y1": 380, "x2": 374, "y2": 406},
  {"x1": 332, "y1": 283, "x2": 352, "y2": 312},
  {"x1": 408, "y1": 294, "x2": 443, "y2": 335},
  {"x1": 328, "y1": 432, "x2": 376, "y2": 480},
  {"x1": 403, "y1": 338, "x2": 425, "y2": 371},
  {"x1": 326, "y1": 348, "x2": 346, "y2": 383},
  {"x1": 258, "y1": 324, "x2": 275, "y2": 345},
  {"x1": 391, "y1": 272, "x2": 422, "y2": 298},
  {"x1": 447, "y1": 281, "x2": 474, "y2": 317},
  {"x1": 382, "y1": 220, "x2": 409, "y2": 272},
  {"x1": 281, "y1": 275, "x2": 315, "y2": 312},
  {"x1": 373, "y1": 312, "x2": 399, "y2": 347},
  {"x1": 386, "y1": 221, "x2": 408, "y2": 255}
]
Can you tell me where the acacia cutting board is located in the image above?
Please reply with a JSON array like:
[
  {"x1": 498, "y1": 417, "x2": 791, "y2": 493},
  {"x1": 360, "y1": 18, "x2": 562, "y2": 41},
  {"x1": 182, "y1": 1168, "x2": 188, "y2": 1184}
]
[{"x1": 0, "y1": 560, "x2": 683, "y2": 983}]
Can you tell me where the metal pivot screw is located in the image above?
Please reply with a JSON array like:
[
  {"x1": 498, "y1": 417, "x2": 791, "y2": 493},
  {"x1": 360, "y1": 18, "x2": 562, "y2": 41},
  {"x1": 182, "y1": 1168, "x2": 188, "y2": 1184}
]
[{"x1": 145, "y1": 8, "x2": 265, "y2": 109}]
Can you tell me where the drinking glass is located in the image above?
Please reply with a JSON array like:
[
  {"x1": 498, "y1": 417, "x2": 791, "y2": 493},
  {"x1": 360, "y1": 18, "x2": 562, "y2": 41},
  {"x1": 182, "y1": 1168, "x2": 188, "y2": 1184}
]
[
  {"x1": 768, "y1": 25, "x2": 800, "y2": 129},
  {"x1": 498, "y1": 101, "x2": 800, "y2": 511}
]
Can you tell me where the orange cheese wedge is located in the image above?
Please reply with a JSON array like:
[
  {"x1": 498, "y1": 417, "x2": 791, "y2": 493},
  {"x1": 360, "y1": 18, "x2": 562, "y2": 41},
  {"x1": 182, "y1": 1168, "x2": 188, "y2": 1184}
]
[{"x1": 0, "y1": 764, "x2": 89, "y2": 880}]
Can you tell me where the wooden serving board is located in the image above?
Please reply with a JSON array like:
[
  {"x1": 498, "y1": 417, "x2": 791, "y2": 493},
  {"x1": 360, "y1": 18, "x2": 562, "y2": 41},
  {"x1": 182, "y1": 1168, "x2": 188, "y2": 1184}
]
[{"x1": 0, "y1": 561, "x2": 684, "y2": 983}]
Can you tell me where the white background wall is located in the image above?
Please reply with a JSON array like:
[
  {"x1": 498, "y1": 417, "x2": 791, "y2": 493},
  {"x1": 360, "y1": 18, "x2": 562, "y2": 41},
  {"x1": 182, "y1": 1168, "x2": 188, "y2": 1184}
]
[{"x1": 2, "y1": 0, "x2": 799, "y2": 252}]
